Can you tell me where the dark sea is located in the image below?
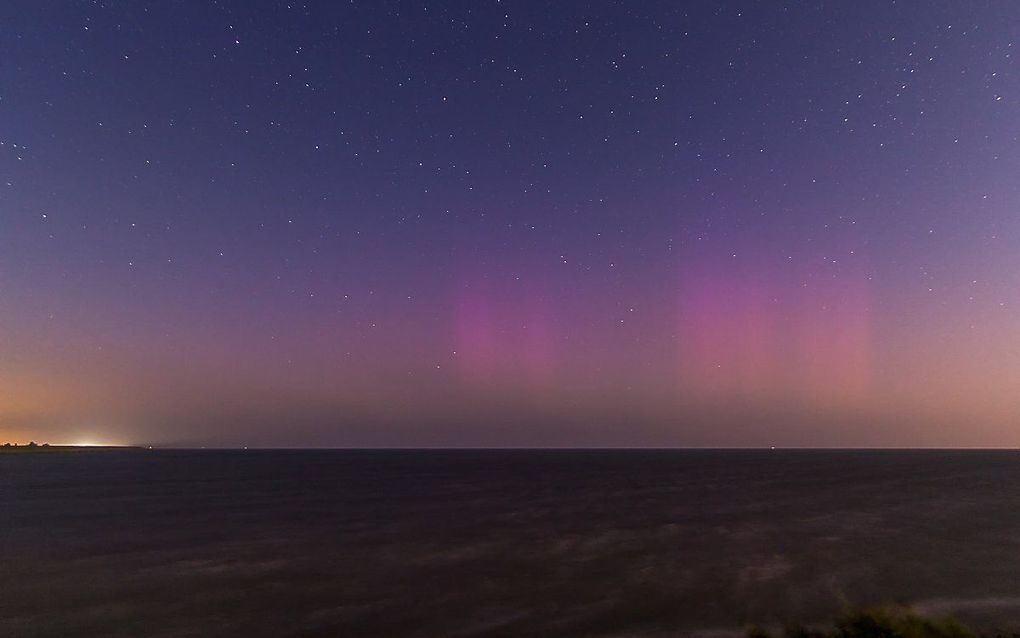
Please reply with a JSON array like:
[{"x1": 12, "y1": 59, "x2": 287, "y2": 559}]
[{"x1": 3, "y1": 449, "x2": 1020, "y2": 637}]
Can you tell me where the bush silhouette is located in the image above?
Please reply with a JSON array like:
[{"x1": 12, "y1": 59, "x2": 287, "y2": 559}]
[{"x1": 748, "y1": 607, "x2": 977, "y2": 638}]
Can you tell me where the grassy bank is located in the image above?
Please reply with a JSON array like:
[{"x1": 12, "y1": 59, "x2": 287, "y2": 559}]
[{"x1": 748, "y1": 606, "x2": 1016, "y2": 638}]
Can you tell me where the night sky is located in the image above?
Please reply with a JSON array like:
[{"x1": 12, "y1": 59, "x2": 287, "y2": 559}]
[{"x1": 3, "y1": 1, "x2": 1019, "y2": 447}]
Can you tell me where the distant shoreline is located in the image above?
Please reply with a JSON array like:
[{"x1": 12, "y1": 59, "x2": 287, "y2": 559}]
[{"x1": 0, "y1": 445, "x2": 145, "y2": 455}]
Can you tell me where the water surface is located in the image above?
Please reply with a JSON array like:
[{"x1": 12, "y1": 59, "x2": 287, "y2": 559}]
[{"x1": 3, "y1": 449, "x2": 1020, "y2": 636}]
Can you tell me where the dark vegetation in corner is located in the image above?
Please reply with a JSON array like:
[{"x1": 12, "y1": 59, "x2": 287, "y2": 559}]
[{"x1": 748, "y1": 607, "x2": 1019, "y2": 638}]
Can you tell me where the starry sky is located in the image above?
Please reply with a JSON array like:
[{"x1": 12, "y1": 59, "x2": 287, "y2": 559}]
[{"x1": 2, "y1": 1, "x2": 1019, "y2": 447}]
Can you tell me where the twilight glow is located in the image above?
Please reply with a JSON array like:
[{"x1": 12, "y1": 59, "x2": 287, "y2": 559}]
[{"x1": 2, "y1": 2, "x2": 1020, "y2": 447}]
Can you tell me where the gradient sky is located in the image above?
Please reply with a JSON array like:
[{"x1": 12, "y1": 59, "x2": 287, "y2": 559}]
[{"x1": 2, "y1": 1, "x2": 1019, "y2": 447}]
